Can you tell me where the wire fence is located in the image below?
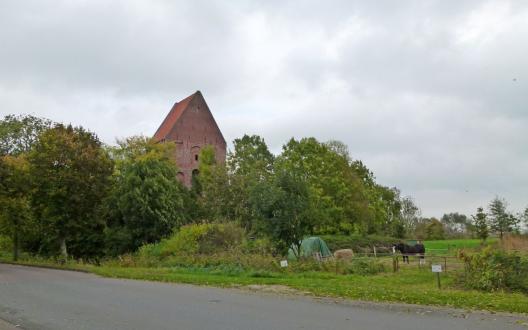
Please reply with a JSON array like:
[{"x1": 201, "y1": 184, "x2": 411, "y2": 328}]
[{"x1": 325, "y1": 246, "x2": 466, "y2": 273}]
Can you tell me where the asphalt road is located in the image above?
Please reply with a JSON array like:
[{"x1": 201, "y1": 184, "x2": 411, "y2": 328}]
[{"x1": 0, "y1": 263, "x2": 527, "y2": 330}]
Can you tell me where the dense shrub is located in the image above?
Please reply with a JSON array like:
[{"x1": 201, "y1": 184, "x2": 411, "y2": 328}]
[
  {"x1": 321, "y1": 234, "x2": 399, "y2": 252},
  {"x1": 460, "y1": 248, "x2": 528, "y2": 293},
  {"x1": 241, "y1": 237, "x2": 275, "y2": 255},
  {"x1": 342, "y1": 258, "x2": 386, "y2": 275},
  {"x1": 139, "y1": 223, "x2": 246, "y2": 258},
  {"x1": 0, "y1": 235, "x2": 12, "y2": 252}
]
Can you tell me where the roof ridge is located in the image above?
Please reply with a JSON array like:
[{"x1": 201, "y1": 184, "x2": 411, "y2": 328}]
[{"x1": 153, "y1": 91, "x2": 197, "y2": 140}]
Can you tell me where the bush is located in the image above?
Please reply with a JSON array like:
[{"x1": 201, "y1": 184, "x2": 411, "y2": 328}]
[
  {"x1": 460, "y1": 248, "x2": 528, "y2": 293},
  {"x1": 242, "y1": 237, "x2": 275, "y2": 255},
  {"x1": 0, "y1": 235, "x2": 12, "y2": 252},
  {"x1": 139, "y1": 223, "x2": 246, "y2": 258},
  {"x1": 342, "y1": 258, "x2": 386, "y2": 275},
  {"x1": 321, "y1": 234, "x2": 399, "y2": 252}
]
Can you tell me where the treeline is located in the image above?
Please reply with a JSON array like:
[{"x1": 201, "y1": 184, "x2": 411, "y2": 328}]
[
  {"x1": 0, "y1": 114, "x2": 419, "y2": 260},
  {"x1": 404, "y1": 196, "x2": 528, "y2": 241},
  {"x1": 2, "y1": 114, "x2": 525, "y2": 260}
]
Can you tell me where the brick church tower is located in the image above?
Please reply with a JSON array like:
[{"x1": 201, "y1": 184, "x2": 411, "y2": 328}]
[{"x1": 154, "y1": 91, "x2": 226, "y2": 187}]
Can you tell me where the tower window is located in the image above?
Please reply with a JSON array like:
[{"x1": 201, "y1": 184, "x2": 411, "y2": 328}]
[{"x1": 195, "y1": 154, "x2": 199, "y2": 161}]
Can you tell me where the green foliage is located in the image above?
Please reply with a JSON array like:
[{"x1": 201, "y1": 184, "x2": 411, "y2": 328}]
[
  {"x1": 461, "y1": 248, "x2": 528, "y2": 293},
  {"x1": 441, "y1": 212, "x2": 472, "y2": 237},
  {"x1": 0, "y1": 114, "x2": 52, "y2": 260},
  {"x1": 0, "y1": 114, "x2": 52, "y2": 156},
  {"x1": 193, "y1": 146, "x2": 234, "y2": 221},
  {"x1": 0, "y1": 235, "x2": 12, "y2": 252},
  {"x1": 139, "y1": 223, "x2": 246, "y2": 258},
  {"x1": 320, "y1": 234, "x2": 400, "y2": 252},
  {"x1": 488, "y1": 197, "x2": 520, "y2": 239},
  {"x1": 400, "y1": 196, "x2": 421, "y2": 234},
  {"x1": 425, "y1": 218, "x2": 445, "y2": 240},
  {"x1": 414, "y1": 218, "x2": 447, "y2": 240},
  {"x1": 28, "y1": 124, "x2": 114, "y2": 259},
  {"x1": 228, "y1": 134, "x2": 274, "y2": 177},
  {"x1": 0, "y1": 155, "x2": 33, "y2": 260},
  {"x1": 104, "y1": 136, "x2": 189, "y2": 255},
  {"x1": 472, "y1": 207, "x2": 489, "y2": 241},
  {"x1": 227, "y1": 134, "x2": 274, "y2": 231},
  {"x1": 241, "y1": 237, "x2": 275, "y2": 255},
  {"x1": 342, "y1": 258, "x2": 387, "y2": 275},
  {"x1": 252, "y1": 170, "x2": 315, "y2": 257},
  {"x1": 276, "y1": 138, "x2": 372, "y2": 235},
  {"x1": 349, "y1": 160, "x2": 404, "y2": 237}
]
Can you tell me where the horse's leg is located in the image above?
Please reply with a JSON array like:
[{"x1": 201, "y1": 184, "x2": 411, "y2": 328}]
[{"x1": 419, "y1": 254, "x2": 425, "y2": 266}]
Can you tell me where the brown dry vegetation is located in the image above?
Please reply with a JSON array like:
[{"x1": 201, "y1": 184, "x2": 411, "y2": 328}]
[{"x1": 499, "y1": 234, "x2": 528, "y2": 253}]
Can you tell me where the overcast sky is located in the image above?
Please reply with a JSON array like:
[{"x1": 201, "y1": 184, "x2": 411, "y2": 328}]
[{"x1": 1, "y1": 0, "x2": 527, "y2": 217}]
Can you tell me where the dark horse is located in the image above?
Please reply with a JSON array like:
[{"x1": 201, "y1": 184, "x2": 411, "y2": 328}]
[{"x1": 393, "y1": 242, "x2": 425, "y2": 263}]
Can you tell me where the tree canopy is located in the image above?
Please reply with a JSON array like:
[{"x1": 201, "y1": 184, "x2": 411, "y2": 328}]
[
  {"x1": 28, "y1": 124, "x2": 114, "y2": 259},
  {"x1": 104, "y1": 136, "x2": 189, "y2": 255}
]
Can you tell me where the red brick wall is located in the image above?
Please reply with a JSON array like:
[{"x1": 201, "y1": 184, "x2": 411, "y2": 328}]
[{"x1": 165, "y1": 94, "x2": 226, "y2": 187}]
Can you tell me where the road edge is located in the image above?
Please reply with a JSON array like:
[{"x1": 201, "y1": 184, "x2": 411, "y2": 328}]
[{"x1": 2, "y1": 261, "x2": 528, "y2": 320}]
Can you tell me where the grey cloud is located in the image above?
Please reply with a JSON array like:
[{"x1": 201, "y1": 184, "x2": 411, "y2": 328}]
[{"x1": 0, "y1": 0, "x2": 527, "y2": 217}]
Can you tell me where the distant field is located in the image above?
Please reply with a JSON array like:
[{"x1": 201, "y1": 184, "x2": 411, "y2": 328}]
[{"x1": 423, "y1": 238, "x2": 496, "y2": 252}]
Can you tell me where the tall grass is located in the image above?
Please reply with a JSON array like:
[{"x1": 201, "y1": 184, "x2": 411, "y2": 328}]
[{"x1": 500, "y1": 234, "x2": 528, "y2": 252}]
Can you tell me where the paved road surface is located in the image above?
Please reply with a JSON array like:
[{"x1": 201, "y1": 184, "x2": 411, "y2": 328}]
[{"x1": 0, "y1": 263, "x2": 527, "y2": 330}]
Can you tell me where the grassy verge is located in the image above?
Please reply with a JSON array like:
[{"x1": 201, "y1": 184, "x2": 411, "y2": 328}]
[{"x1": 1, "y1": 256, "x2": 527, "y2": 314}]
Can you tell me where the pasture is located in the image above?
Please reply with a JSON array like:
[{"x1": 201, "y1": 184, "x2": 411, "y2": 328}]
[{"x1": 423, "y1": 238, "x2": 497, "y2": 253}]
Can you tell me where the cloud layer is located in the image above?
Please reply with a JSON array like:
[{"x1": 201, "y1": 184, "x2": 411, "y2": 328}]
[{"x1": 1, "y1": 0, "x2": 527, "y2": 217}]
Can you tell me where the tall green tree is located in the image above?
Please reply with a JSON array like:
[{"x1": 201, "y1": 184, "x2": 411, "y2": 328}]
[
  {"x1": 425, "y1": 218, "x2": 445, "y2": 240},
  {"x1": 227, "y1": 135, "x2": 274, "y2": 231},
  {"x1": 441, "y1": 212, "x2": 471, "y2": 237},
  {"x1": 29, "y1": 124, "x2": 113, "y2": 259},
  {"x1": 228, "y1": 134, "x2": 274, "y2": 177},
  {"x1": 193, "y1": 145, "x2": 234, "y2": 222},
  {"x1": 400, "y1": 196, "x2": 421, "y2": 234},
  {"x1": 276, "y1": 137, "x2": 371, "y2": 235},
  {"x1": 0, "y1": 155, "x2": 32, "y2": 260},
  {"x1": 472, "y1": 207, "x2": 489, "y2": 241},
  {"x1": 104, "y1": 136, "x2": 188, "y2": 255},
  {"x1": 488, "y1": 197, "x2": 519, "y2": 239},
  {"x1": 0, "y1": 114, "x2": 52, "y2": 259},
  {"x1": 328, "y1": 141, "x2": 406, "y2": 236},
  {"x1": 251, "y1": 170, "x2": 314, "y2": 257}
]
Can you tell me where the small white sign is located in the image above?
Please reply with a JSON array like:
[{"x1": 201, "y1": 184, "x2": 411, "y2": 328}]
[
  {"x1": 280, "y1": 260, "x2": 288, "y2": 268},
  {"x1": 432, "y1": 264, "x2": 442, "y2": 273}
]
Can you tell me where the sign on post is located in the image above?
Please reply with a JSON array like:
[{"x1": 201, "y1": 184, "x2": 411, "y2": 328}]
[
  {"x1": 280, "y1": 260, "x2": 288, "y2": 268},
  {"x1": 432, "y1": 264, "x2": 442, "y2": 289},
  {"x1": 432, "y1": 264, "x2": 442, "y2": 273}
]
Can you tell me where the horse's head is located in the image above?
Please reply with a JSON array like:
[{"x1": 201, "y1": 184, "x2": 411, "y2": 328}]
[{"x1": 393, "y1": 243, "x2": 405, "y2": 253}]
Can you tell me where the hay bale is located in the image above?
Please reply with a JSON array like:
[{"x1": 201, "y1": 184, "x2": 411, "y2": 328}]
[{"x1": 334, "y1": 249, "x2": 354, "y2": 260}]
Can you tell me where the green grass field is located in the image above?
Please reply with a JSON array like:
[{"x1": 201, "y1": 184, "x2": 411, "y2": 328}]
[{"x1": 423, "y1": 238, "x2": 497, "y2": 254}]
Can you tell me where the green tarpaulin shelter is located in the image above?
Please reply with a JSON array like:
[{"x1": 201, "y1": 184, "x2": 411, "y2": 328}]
[{"x1": 287, "y1": 237, "x2": 332, "y2": 260}]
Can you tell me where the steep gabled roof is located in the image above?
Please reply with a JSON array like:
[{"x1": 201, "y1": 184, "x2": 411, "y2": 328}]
[{"x1": 153, "y1": 92, "x2": 197, "y2": 141}]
